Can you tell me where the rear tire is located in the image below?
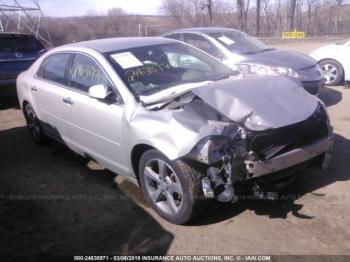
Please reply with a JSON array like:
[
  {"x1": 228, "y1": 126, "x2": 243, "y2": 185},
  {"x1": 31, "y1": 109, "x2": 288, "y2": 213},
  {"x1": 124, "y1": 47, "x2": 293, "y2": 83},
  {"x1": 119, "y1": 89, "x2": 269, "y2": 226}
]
[
  {"x1": 318, "y1": 59, "x2": 344, "y2": 86},
  {"x1": 139, "y1": 149, "x2": 205, "y2": 224},
  {"x1": 24, "y1": 104, "x2": 47, "y2": 145}
]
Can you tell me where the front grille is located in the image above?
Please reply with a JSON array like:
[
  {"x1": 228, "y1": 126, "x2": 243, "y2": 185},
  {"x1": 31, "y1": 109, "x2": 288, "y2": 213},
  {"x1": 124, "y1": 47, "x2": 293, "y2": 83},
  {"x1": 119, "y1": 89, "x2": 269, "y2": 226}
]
[{"x1": 248, "y1": 104, "x2": 329, "y2": 160}]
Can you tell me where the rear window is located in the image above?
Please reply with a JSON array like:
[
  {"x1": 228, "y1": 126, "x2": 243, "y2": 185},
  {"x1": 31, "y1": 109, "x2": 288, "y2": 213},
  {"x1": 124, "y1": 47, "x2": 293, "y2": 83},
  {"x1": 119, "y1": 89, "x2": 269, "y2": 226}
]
[{"x1": 0, "y1": 36, "x2": 44, "y2": 52}]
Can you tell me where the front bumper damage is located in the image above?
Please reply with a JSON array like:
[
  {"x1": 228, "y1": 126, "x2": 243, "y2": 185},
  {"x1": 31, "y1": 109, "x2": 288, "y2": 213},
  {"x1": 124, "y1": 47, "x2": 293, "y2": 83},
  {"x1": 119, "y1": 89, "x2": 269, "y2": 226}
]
[
  {"x1": 245, "y1": 136, "x2": 333, "y2": 178},
  {"x1": 185, "y1": 102, "x2": 333, "y2": 203},
  {"x1": 199, "y1": 135, "x2": 333, "y2": 202}
]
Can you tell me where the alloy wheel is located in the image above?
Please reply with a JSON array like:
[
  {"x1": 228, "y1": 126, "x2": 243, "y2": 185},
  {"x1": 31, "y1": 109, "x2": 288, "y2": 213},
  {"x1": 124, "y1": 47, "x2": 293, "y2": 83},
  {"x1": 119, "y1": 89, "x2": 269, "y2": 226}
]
[
  {"x1": 321, "y1": 63, "x2": 338, "y2": 85},
  {"x1": 143, "y1": 158, "x2": 183, "y2": 215}
]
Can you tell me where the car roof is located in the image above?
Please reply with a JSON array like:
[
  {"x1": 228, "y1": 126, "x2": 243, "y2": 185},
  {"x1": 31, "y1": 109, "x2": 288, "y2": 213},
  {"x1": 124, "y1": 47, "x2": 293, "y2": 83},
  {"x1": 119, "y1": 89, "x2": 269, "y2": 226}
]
[
  {"x1": 65, "y1": 37, "x2": 177, "y2": 53},
  {"x1": 165, "y1": 27, "x2": 242, "y2": 35}
]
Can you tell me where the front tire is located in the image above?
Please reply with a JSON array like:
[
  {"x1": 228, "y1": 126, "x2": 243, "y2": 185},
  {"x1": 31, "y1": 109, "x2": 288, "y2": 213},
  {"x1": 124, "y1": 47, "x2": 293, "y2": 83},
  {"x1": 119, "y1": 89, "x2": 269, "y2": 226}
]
[
  {"x1": 139, "y1": 149, "x2": 204, "y2": 224},
  {"x1": 24, "y1": 104, "x2": 47, "y2": 145},
  {"x1": 319, "y1": 59, "x2": 344, "y2": 86}
]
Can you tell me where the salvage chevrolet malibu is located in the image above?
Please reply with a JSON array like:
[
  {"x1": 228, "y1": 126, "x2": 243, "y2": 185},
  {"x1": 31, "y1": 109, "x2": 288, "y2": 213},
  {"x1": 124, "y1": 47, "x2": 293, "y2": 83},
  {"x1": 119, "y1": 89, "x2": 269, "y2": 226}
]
[{"x1": 17, "y1": 37, "x2": 333, "y2": 224}]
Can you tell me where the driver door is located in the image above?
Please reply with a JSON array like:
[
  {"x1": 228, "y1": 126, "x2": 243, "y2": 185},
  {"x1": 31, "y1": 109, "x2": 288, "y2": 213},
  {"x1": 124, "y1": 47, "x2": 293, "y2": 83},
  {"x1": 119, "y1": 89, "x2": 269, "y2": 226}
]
[{"x1": 62, "y1": 53, "x2": 127, "y2": 174}]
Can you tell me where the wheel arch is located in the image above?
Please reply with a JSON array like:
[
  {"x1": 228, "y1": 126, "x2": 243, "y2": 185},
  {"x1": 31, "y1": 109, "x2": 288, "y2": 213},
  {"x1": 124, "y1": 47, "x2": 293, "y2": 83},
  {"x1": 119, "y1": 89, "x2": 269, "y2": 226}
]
[
  {"x1": 21, "y1": 95, "x2": 43, "y2": 122},
  {"x1": 130, "y1": 144, "x2": 156, "y2": 181},
  {"x1": 318, "y1": 58, "x2": 345, "y2": 72},
  {"x1": 22, "y1": 100, "x2": 30, "y2": 110}
]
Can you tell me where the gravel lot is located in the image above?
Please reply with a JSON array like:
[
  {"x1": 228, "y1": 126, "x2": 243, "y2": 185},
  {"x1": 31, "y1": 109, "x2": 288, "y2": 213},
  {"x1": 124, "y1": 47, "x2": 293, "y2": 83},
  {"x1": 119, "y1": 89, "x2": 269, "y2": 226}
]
[{"x1": 0, "y1": 40, "x2": 349, "y2": 258}]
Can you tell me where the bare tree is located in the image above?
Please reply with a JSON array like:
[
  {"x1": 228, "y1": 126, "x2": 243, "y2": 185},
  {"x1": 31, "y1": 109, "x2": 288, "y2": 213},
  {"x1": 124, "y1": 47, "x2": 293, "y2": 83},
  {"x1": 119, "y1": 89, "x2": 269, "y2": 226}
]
[
  {"x1": 335, "y1": 0, "x2": 344, "y2": 34},
  {"x1": 306, "y1": 0, "x2": 316, "y2": 35},
  {"x1": 313, "y1": 0, "x2": 318, "y2": 36},
  {"x1": 256, "y1": 0, "x2": 261, "y2": 35},
  {"x1": 161, "y1": 0, "x2": 207, "y2": 27},
  {"x1": 41, "y1": 0, "x2": 350, "y2": 46},
  {"x1": 107, "y1": 8, "x2": 125, "y2": 17},
  {"x1": 287, "y1": 0, "x2": 297, "y2": 30},
  {"x1": 295, "y1": 0, "x2": 303, "y2": 29},
  {"x1": 161, "y1": 0, "x2": 187, "y2": 25},
  {"x1": 237, "y1": 0, "x2": 247, "y2": 31},
  {"x1": 106, "y1": 8, "x2": 126, "y2": 35},
  {"x1": 262, "y1": 0, "x2": 271, "y2": 35},
  {"x1": 204, "y1": 0, "x2": 213, "y2": 24},
  {"x1": 276, "y1": 0, "x2": 283, "y2": 36}
]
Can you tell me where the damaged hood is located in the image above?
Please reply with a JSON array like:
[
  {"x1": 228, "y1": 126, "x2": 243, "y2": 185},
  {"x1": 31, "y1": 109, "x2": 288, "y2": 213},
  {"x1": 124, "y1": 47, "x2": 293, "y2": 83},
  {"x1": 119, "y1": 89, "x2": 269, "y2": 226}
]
[
  {"x1": 192, "y1": 75, "x2": 319, "y2": 130},
  {"x1": 241, "y1": 49, "x2": 317, "y2": 70}
]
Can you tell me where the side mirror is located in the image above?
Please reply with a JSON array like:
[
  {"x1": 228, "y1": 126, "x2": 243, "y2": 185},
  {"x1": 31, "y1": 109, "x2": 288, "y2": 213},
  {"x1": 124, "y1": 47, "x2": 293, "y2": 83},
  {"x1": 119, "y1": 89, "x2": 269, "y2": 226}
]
[{"x1": 88, "y1": 84, "x2": 110, "y2": 100}]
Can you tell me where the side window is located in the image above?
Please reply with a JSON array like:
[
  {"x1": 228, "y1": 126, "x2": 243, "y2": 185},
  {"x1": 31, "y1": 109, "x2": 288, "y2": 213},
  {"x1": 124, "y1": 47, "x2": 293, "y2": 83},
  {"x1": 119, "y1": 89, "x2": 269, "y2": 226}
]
[
  {"x1": 183, "y1": 34, "x2": 223, "y2": 59},
  {"x1": 42, "y1": 53, "x2": 71, "y2": 85},
  {"x1": 69, "y1": 54, "x2": 110, "y2": 92},
  {"x1": 36, "y1": 59, "x2": 46, "y2": 78}
]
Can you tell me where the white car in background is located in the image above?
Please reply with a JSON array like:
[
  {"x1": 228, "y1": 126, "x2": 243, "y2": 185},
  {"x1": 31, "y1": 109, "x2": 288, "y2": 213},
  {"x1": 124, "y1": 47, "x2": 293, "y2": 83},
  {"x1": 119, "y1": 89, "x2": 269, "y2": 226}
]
[{"x1": 310, "y1": 38, "x2": 350, "y2": 86}]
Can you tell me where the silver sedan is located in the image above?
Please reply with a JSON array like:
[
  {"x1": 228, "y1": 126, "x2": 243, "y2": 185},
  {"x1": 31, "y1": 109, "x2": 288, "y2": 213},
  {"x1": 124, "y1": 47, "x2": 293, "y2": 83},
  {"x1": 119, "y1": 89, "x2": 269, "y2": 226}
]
[{"x1": 17, "y1": 37, "x2": 333, "y2": 224}]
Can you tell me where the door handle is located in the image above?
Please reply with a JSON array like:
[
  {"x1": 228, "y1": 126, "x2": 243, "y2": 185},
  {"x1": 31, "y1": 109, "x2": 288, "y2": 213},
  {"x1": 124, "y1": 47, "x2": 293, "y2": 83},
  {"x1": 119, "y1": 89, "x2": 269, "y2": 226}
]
[
  {"x1": 31, "y1": 87, "x2": 38, "y2": 92},
  {"x1": 62, "y1": 97, "x2": 74, "y2": 105}
]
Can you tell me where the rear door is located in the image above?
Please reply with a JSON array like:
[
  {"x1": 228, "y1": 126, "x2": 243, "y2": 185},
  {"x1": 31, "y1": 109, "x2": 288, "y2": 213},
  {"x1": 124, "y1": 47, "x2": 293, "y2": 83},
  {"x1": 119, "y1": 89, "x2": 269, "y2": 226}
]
[
  {"x1": 62, "y1": 53, "x2": 126, "y2": 174},
  {"x1": 31, "y1": 53, "x2": 72, "y2": 143}
]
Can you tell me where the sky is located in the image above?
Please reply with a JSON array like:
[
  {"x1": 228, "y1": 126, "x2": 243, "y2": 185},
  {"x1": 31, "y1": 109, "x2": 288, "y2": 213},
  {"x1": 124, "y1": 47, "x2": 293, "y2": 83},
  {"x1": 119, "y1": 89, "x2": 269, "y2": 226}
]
[{"x1": 38, "y1": 0, "x2": 163, "y2": 17}]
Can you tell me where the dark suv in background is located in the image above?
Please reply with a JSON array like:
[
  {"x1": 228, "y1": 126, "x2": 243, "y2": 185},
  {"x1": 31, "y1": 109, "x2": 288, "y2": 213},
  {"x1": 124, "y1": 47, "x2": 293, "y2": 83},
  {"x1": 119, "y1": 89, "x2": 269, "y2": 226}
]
[{"x1": 0, "y1": 33, "x2": 45, "y2": 96}]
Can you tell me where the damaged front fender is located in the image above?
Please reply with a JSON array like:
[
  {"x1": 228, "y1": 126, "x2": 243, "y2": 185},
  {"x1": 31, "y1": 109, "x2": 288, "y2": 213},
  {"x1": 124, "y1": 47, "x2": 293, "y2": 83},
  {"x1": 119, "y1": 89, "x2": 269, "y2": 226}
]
[{"x1": 128, "y1": 98, "x2": 236, "y2": 161}]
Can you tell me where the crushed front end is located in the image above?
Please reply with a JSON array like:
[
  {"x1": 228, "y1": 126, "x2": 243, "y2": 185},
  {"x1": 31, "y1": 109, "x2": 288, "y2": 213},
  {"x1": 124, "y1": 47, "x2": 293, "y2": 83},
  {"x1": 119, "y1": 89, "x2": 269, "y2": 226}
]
[{"x1": 186, "y1": 103, "x2": 333, "y2": 203}]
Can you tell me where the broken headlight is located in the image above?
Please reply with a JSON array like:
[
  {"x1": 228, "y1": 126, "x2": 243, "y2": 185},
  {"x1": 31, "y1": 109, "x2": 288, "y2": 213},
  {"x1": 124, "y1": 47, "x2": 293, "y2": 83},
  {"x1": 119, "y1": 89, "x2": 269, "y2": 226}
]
[{"x1": 188, "y1": 136, "x2": 231, "y2": 165}]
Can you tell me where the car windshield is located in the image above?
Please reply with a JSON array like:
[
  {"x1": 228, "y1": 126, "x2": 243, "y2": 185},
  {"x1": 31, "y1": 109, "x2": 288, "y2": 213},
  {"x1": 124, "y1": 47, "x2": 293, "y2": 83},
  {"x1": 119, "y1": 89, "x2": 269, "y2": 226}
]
[
  {"x1": 105, "y1": 42, "x2": 234, "y2": 96},
  {"x1": 0, "y1": 36, "x2": 44, "y2": 52},
  {"x1": 209, "y1": 31, "x2": 270, "y2": 55}
]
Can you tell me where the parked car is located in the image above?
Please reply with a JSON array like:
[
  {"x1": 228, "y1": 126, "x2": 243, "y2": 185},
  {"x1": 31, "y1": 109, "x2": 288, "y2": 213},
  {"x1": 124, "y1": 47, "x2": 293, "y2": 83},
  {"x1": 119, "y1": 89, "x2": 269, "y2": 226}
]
[
  {"x1": 17, "y1": 37, "x2": 333, "y2": 224},
  {"x1": 310, "y1": 38, "x2": 350, "y2": 86},
  {"x1": 163, "y1": 27, "x2": 325, "y2": 95},
  {"x1": 0, "y1": 33, "x2": 45, "y2": 96}
]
